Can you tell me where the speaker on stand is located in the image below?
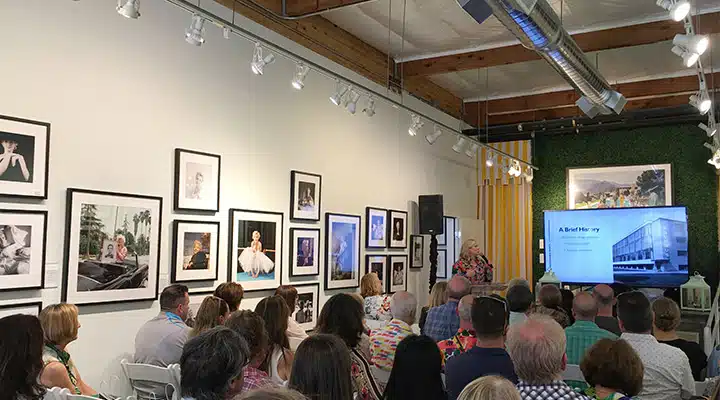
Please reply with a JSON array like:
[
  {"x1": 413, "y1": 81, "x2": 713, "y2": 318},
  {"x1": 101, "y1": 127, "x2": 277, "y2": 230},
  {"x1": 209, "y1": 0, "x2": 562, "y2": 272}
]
[{"x1": 419, "y1": 195, "x2": 444, "y2": 293}]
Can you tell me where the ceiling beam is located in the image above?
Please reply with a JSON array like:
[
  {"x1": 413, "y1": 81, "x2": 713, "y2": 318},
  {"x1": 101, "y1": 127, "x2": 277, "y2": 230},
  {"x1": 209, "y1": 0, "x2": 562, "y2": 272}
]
[
  {"x1": 285, "y1": 0, "x2": 373, "y2": 17},
  {"x1": 401, "y1": 12, "x2": 720, "y2": 78}
]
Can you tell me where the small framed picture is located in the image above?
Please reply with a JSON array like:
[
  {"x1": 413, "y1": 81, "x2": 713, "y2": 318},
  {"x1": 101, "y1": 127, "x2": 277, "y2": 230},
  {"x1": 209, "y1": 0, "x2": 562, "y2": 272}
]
[
  {"x1": 0, "y1": 301, "x2": 42, "y2": 319},
  {"x1": 0, "y1": 210, "x2": 47, "y2": 292},
  {"x1": 388, "y1": 255, "x2": 408, "y2": 293},
  {"x1": 325, "y1": 213, "x2": 361, "y2": 290},
  {"x1": 410, "y1": 235, "x2": 424, "y2": 269},
  {"x1": 365, "y1": 255, "x2": 389, "y2": 293},
  {"x1": 171, "y1": 220, "x2": 220, "y2": 283},
  {"x1": 289, "y1": 228, "x2": 320, "y2": 277},
  {"x1": 228, "y1": 209, "x2": 283, "y2": 292},
  {"x1": 445, "y1": 216, "x2": 456, "y2": 253},
  {"x1": 437, "y1": 223, "x2": 447, "y2": 246},
  {"x1": 388, "y1": 210, "x2": 408, "y2": 249},
  {"x1": 174, "y1": 149, "x2": 221, "y2": 212},
  {"x1": 292, "y1": 284, "x2": 319, "y2": 332},
  {"x1": 365, "y1": 207, "x2": 387, "y2": 248},
  {"x1": 290, "y1": 171, "x2": 322, "y2": 222},
  {"x1": 0, "y1": 115, "x2": 50, "y2": 199},
  {"x1": 436, "y1": 248, "x2": 447, "y2": 279}
]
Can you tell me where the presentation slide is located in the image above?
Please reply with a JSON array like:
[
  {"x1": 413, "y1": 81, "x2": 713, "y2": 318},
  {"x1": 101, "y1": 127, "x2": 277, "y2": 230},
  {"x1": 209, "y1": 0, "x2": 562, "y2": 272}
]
[{"x1": 544, "y1": 207, "x2": 688, "y2": 287}]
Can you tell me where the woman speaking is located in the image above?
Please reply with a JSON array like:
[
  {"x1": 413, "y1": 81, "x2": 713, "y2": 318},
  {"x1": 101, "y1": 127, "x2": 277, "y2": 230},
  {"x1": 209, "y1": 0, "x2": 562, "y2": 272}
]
[{"x1": 452, "y1": 239, "x2": 493, "y2": 284}]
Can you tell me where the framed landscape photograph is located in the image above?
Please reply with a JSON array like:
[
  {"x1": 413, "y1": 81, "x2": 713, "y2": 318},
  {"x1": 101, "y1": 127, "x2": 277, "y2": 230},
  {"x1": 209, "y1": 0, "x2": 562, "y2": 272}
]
[
  {"x1": 388, "y1": 255, "x2": 408, "y2": 293},
  {"x1": 289, "y1": 228, "x2": 320, "y2": 278},
  {"x1": 436, "y1": 248, "x2": 447, "y2": 279},
  {"x1": 0, "y1": 115, "x2": 50, "y2": 199},
  {"x1": 325, "y1": 213, "x2": 361, "y2": 290},
  {"x1": 567, "y1": 164, "x2": 672, "y2": 209},
  {"x1": 365, "y1": 254, "x2": 388, "y2": 293},
  {"x1": 410, "y1": 235, "x2": 424, "y2": 269},
  {"x1": 388, "y1": 210, "x2": 408, "y2": 249},
  {"x1": 0, "y1": 301, "x2": 42, "y2": 319},
  {"x1": 292, "y1": 284, "x2": 319, "y2": 332},
  {"x1": 171, "y1": 220, "x2": 220, "y2": 283},
  {"x1": 63, "y1": 189, "x2": 162, "y2": 305},
  {"x1": 228, "y1": 209, "x2": 283, "y2": 292},
  {"x1": 365, "y1": 207, "x2": 387, "y2": 248},
  {"x1": 0, "y1": 210, "x2": 47, "y2": 292},
  {"x1": 290, "y1": 171, "x2": 322, "y2": 222},
  {"x1": 174, "y1": 149, "x2": 221, "y2": 212}
]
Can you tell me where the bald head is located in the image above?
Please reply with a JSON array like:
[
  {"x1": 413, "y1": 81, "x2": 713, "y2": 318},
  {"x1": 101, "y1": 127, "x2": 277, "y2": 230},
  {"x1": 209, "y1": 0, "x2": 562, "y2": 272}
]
[
  {"x1": 448, "y1": 276, "x2": 472, "y2": 300},
  {"x1": 572, "y1": 292, "x2": 598, "y2": 321},
  {"x1": 507, "y1": 315, "x2": 566, "y2": 384},
  {"x1": 593, "y1": 284, "x2": 615, "y2": 307},
  {"x1": 390, "y1": 291, "x2": 417, "y2": 324},
  {"x1": 458, "y1": 295, "x2": 475, "y2": 322}
]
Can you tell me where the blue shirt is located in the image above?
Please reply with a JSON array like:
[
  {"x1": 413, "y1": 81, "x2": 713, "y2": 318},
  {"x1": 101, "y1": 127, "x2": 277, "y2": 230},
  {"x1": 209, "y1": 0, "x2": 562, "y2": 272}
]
[
  {"x1": 445, "y1": 347, "x2": 518, "y2": 400},
  {"x1": 422, "y1": 300, "x2": 460, "y2": 341}
]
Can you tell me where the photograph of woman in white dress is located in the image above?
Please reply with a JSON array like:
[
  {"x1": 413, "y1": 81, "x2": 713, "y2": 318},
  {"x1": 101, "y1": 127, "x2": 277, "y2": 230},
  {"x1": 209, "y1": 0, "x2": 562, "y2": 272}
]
[
  {"x1": 238, "y1": 230, "x2": 275, "y2": 279},
  {"x1": 297, "y1": 182, "x2": 316, "y2": 211}
]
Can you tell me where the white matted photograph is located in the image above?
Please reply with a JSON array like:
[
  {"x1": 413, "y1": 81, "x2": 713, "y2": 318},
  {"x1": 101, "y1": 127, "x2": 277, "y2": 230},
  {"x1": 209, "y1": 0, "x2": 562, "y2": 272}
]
[
  {"x1": 325, "y1": 213, "x2": 361, "y2": 290},
  {"x1": 171, "y1": 220, "x2": 220, "y2": 283},
  {"x1": 410, "y1": 235, "x2": 424, "y2": 269},
  {"x1": 292, "y1": 284, "x2": 319, "y2": 331},
  {"x1": 228, "y1": 209, "x2": 283, "y2": 292},
  {"x1": 289, "y1": 228, "x2": 320, "y2": 278},
  {"x1": 290, "y1": 171, "x2": 322, "y2": 222},
  {"x1": 0, "y1": 210, "x2": 47, "y2": 292},
  {"x1": 388, "y1": 210, "x2": 408, "y2": 249},
  {"x1": 0, "y1": 115, "x2": 50, "y2": 199},
  {"x1": 365, "y1": 207, "x2": 387, "y2": 248},
  {"x1": 0, "y1": 301, "x2": 42, "y2": 319},
  {"x1": 174, "y1": 149, "x2": 221, "y2": 212},
  {"x1": 365, "y1": 255, "x2": 388, "y2": 293},
  {"x1": 436, "y1": 248, "x2": 447, "y2": 279},
  {"x1": 389, "y1": 255, "x2": 408, "y2": 293}
]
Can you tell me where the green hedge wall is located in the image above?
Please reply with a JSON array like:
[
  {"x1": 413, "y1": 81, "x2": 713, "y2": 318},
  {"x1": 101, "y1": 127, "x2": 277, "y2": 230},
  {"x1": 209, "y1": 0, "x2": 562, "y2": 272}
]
[{"x1": 531, "y1": 124, "x2": 719, "y2": 288}]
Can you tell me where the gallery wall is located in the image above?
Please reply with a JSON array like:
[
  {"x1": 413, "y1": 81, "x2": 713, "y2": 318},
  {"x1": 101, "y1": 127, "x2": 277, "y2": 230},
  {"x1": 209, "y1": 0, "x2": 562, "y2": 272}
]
[{"x1": 0, "y1": 0, "x2": 478, "y2": 391}]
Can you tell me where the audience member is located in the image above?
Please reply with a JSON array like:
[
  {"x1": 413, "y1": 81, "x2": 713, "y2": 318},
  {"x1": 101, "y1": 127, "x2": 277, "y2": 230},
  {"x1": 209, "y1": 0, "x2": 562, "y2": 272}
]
[
  {"x1": 565, "y1": 292, "x2": 616, "y2": 365},
  {"x1": 190, "y1": 296, "x2": 230, "y2": 338},
  {"x1": 592, "y1": 284, "x2": 621, "y2": 336},
  {"x1": 225, "y1": 310, "x2": 273, "y2": 392},
  {"x1": 507, "y1": 315, "x2": 588, "y2": 400},
  {"x1": 446, "y1": 296, "x2": 517, "y2": 400},
  {"x1": 456, "y1": 376, "x2": 521, "y2": 400},
  {"x1": 38, "y1": 303, "x2": 96, "y2": 396},
  {"x1": 289, "y1": 334, "x2": 354, "y2": 400},
  {"x1": 370, "y1": 291, "x2": 417, "y2": 370},
  {"x1": 437, "y1": 295, "x2": 476, "y2": 363},
  {"x1": 423, "y1": 276, "x2": 471, "y2": 341},
  {"x1": 361, "y1": 273, "x2": 391, "y2": 321},
  {"x1": 383, "y1": 335, "x2": 447, "y2": 400},
  {"x1": 560, "y1": 289, "x2": 576, "y2": 325},
  {"x1": 420, "y1": 281, "x2": 448, "y2": 331},
  {"x1": 275, "y1": 285, "x2": 309, "y2": 351},
  {"x1": 240, "y1": 387, "x2": 308, "y2": 400},
  {"x1": 0, "y1": 314, "x2": 46, "y2": 400},
  {"x1": 214, "y1": 282, "x2": 245, "y2": 311},
  {"x1": 507, "y1": 278, "x2": 530, "y2": 290},
  {"x1": 317, "y1": 293, "x2": 383, "y2": 400},
  {"x1": 531, "y1": 285, "x2": 570, "y2": 328},
  {"x1": 507, "y1": 285, "x2": 533, "y2": 326},
  {"x1": 255, "y1": 296, "x2": 294, "y2": 386},
  {"x1": 347, "y1": 292, "x2": 373, "y2": 360},
  {"x1": 580, "y1": 338, "x2": 644, "y2": 400},
  {"x1": 617, "y1": 291, "x2": 694, "y2": 400},
  {"x1": 180, "y1": 326, "x2": 249, "y2": 400},
  {"x1": 652, "y1": 297, "x2": 707, "y2": 381}
]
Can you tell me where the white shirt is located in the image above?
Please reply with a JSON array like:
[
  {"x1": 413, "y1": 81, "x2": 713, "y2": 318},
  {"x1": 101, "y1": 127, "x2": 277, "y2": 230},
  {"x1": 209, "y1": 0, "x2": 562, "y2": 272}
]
[{"x1": 621, "y1": 333, "x2": 695, "y2": 400}]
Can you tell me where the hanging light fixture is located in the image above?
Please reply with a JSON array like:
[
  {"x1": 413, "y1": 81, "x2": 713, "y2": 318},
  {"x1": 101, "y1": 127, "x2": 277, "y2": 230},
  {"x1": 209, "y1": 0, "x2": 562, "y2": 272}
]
[
  {"x1": 657, "y1": 0, "x2": 691, "y2": 22},
  {"x1": 674, "y1": 34, "x2": 710, "y2": 55},
  {"x1": 408, "y1": 114, "x2": 424, "y2": 136},
  {"x1": 452, "y1": 137, "x2": 467, "y2": 153},
  {"x1": 363, "y1": 97, "x2": 376, "y2": 117},
  {"x1": 291, "y1": 63, "x2": 310, "y2": 90},
  {"x1": 508, "y1": 160, "x2": 522, "y2": 177},
  {"x1": 345, "y1": 89, "x2": 361, "y2": 114},
  {"x1": 708, "y1": 148, "x2": 720, "y2": 169},
  {"x1": 465, "y1": 143, "x2": 479, "y2": 158},
  {"x1": 671, "y1": 46, "x2": 700, "y2": 67},
  {"x1": 185, "y1": 15, "x2": 206, "y2": 46},
  {"x1": 690, "y1": 91, "x2": 712, "y2": 114},
  {"x1": 425, "y1": 125, "x2": 442, "y2": 144},
  {"x1": 524, "y1": 167, "x2": 534, "y2": 183},
  {"x1": 329, "y1": 82, "x2": 349, "y2": 106},
  {"x1": 251, "y1": 43, "x2": 275, "y2": 75},
  {"x1": 699, "y1": 122, "x2": 718, "y2": 137},
  {"x1": 485, "y1": 152, "x2": 496, "y2": 167},
  {"x1": 117, "y1": 0, "x2": 140, "y2": 19}
]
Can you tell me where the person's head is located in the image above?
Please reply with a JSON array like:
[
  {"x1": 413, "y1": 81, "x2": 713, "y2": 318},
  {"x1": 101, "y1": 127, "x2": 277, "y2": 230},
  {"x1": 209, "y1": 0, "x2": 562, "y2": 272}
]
[
  {"x1": 580, "y1": 338, "x2": 644, "y2": 397},
  {"x1": 506, "y1": 315, "x2": 567, "y2": 384},
  {"x1": 160, "y1": 284, "x2": 191, "y2": 320},
  {"x1": 317, "y1": 293, "x2": 364, "y2": 348},
  {"x1": 288, "y1": 334, "x2": 353, "y2": 400},
  {"x1": 447, "y1": 275, "x2": 472, "y2": 301},
  {"x1": 472, "y1": 296, "x2": 508, "y2": 342},
  {"x1": 458, "y1": 295, "x2": 475, "y2": 326},
  {"x1": 652, "y1": 297, "x2": 681, "y2": 333},
  {"x1": 191, "y1": 296, "x2": 230, "y2": 338},
  {"x1": 195, "y1": 172, "x2": 204, "y2": 185},
  {"x1": 457, "y1": 376, "x2": 521, "y2": 400},
  {"x1": 225, "y1": 310, "x2": 269, "y2": 368},
  {"x1": 507, "y1": 284, "x2": 533, "y2": 313},
  {"x1": 360, "y1": 273, "x2": 382, "y2": 298},
  {"x1": 275, "y1": 285, "x2": 299, "y2": 314},
  {"x1": 592, "y1": 284, "x2": 616, "y2": 312},
  {"x1": 116, "y1": 234, "x2": 125, "y2": 247},
  {"x1": 301, "y1": 240, "x2": 310, "y2": 253},
  {"x1": 255, "y1": 296, "x2": 290, "y2": 351},
  {"x1": 572, "y1": 292, "x2": 598, "y2": 322},
  {"x1": 0, "y1": 315, "x2": 46, "y2": 400},
  {"x1": 560, "y1": 289, "x2": 574, "y2": 312},
  {"x1": 180, "y1": 326, "x2": 249, "y2": 400},
  {"x1": 39, "y1": 303, "x2": 80, "y2": 347},
  {"x1": 507, "y1": 278, "x2": 530, "y2": 290},
  {"x1": 106, "y1": 243, "x2": 114, "y2": 252},
  {"x1": 193, "y1": 240, "x2": 202, "y2": 253},
  {"x1": 252, "y1": 231, "x2": 261, "y2": 241},
  {"x1": 214, "y1": 282, "x2": 244, "y2": 311},
  {"x1": 617, "y1": 291, "x2": 652, "y2": 334},
  {"x1": 428, "y1": 281, "x2": 449, "y2": 308},
  {"x1": 460, "y1": 239, "x2": 481, "y2": 259},
  {"x1": 539, "y1": 284, "x2": 562, "y2": 309},
  {"x1": 390, "y1": 291, "x2": 417, "y2": 325},
  {"x1": 383, "y1": 335, "x2": 445, "y2": 400},
  {"x1": 239, "y1": 387, "x2": 308, "y2": 400}
]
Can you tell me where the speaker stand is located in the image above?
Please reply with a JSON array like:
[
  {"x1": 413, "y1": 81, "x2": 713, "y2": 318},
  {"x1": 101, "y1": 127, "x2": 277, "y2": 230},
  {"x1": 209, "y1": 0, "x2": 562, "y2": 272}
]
[{"x1": 429, "y1": 234, "x2": 438, "y2": 293}]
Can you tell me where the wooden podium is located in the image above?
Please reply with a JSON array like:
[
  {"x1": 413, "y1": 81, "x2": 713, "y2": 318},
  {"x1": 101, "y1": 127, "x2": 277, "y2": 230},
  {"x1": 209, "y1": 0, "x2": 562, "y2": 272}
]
[{"x1": 471, "y1": 283, "x2": 509, "y2": 296}]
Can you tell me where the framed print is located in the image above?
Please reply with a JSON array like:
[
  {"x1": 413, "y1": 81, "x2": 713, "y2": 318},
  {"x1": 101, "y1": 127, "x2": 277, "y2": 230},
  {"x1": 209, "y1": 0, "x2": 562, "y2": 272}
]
[
  {"x1": 388, "y1": 210, "x2": 408, "y2": 249},
  {"x1": 292, "y1": 284, "x2": 319, "y2": 332},
  {"x1": 0, "y1": 210, "x2": 47, "y2": 292},
  {"x1": 365, "y1": 255, "x2": 389, "y2": 293},
  {"x1": 410, "y1": 235, "x2": 424, "y2": 269},
  {"x1": 388, "y1": 255, "x2": 408, "y2": 293},
  {"x1": 0, "y1": 115, "x2": 50, "y2": 199},
  {"x1": 0, "y1": 301, "x2": 42, "y2": 318},
  {"x1": 436, "y1": 248, "x2": 447, "y2": 279},
  {"x1": 567, "y1": 164, "x2": 672, "y2": 209},
  {"x1": 289, "y1": 228, "x2": 320, "y2": 277},
  {"x1": 174, "y1": 149, "x2": 221, "y2": 212},
  {"x1": 228, "y1": 209, "x2": 283, "y2": 292},
  {"x1": 63, "y1": 189, "x2": 162, "y2": 305},
  {"x1": 365, "y1": 207, "x2": 387, "y2": 248},
  {"x1": 445, "y1": 216, "x2": 457, "y2": 256},
  {"x1": 437, "y1": 225, "x2": 447, "y2": 246},
  {"x1": 290, "y1": 171, "x2": 322, "y2": 222},
  {"x1": 171, "y1": 220, "x2": 220, "y2": 283},
  {"x1": 325, "y1": 213, "x2": 361, "y2": 290}
]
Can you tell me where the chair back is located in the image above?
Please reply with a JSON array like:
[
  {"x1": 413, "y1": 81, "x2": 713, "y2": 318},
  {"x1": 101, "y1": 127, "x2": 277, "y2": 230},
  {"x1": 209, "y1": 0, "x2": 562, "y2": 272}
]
[
  {"x1": 562, "y1": 364, "x2": 586, "y2": 382},
  {"x1": 370, "y1": 365, "x2": 391, "y2": 386},
  {"x1": 120, "y1": 359, "x2": 181, "y2": 400},
  {"x1": 695, "y1": 379, "x2": 710, "y2": 395}
]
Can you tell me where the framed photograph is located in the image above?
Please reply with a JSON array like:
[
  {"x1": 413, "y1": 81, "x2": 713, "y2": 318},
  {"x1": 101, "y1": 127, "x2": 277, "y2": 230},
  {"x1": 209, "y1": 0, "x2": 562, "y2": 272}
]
[
  {"x1": 410, "y1": 235, "x2": 424, "y2": 269},
  {"x1": 388, "y1": 255, "x2": 408, "y2": 293},
  {"x1": 567, "y1": 164, "x2": 672, "y2": 209},
  {"x1": 228, "y1": 209, "x2": 283, "y2": 292},
  {"x1": 437, "y1": 225, "x2": 447, "y2": 246},
  {"x1": 174, "y1": 149, "x2": 221, "y2": 212},
  {"x1": 292, "y1": 284, "x2": 319, "y2": 332},
  {"x1": 171, "y1": 220, "x2": 220, "y2": 283},
  {"x1": 63, "y1": 189, "x2": 162, "y2": 305},
  {"x1": 365, "y1": 255, "x2": 389, "y2": 293},
  {"x1": 0, "y1": 301, "x2": 42, "y2": 318},
  {"x1": 290, "y1": 171, "x2": 322, "y2": 222},
  {"x1": 289, "y1": 228, "x2": 320, "y2": 277},
  {"x1": 437, "y1": 248, "x2": 447, "y2": 279},
  {"x1": 365, "y1": 207, "x2": 387, "y2": 248},
  {"x1": 325, "y1": 213, "x2": 361, "y2": 290},
  {"x1": 445, "y1": 216, "x2": 457, "y2": 255},
  {"x1": 388, "y1": 210, "x2": 408, "y2": 249},
  {"x1": 0, "y1": 210, "x2": 47, "y2": 292},
  {"x1": 0, "y1": 115, "x2": 50, "y2": 199}
]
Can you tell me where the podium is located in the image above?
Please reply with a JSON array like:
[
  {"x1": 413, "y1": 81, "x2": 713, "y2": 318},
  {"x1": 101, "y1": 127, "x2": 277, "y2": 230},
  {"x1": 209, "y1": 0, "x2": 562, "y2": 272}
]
[{"x1": 471, "y1": 283, "x2": 509, "y2": 296}]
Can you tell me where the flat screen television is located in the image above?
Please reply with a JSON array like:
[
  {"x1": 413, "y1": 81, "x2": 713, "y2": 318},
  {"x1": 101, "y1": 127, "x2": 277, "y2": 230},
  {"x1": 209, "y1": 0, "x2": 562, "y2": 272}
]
[{"x1": 543, "y1": 206, "x2": 689, "y2": 287}]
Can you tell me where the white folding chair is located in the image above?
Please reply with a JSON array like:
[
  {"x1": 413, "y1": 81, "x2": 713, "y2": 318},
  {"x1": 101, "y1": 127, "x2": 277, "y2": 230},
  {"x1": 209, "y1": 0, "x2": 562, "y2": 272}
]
[
  {"x1": 120, "y1": 359, "x2": 181, "y2": 400},
  {"x1": 562, "y1": 364, "x2": 586, "y2": 382}
]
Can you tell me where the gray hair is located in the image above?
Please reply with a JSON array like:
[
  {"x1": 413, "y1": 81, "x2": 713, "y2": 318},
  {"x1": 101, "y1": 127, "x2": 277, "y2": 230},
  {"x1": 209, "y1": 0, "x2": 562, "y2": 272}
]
[
  {"x1": 506, "y1": 314, "x2": 566, "y2": 384},
  {"x1": 457, "y1": 376, "x2": 521, "y2": 400},
  {"x1": 507, "y1": 278, "x2": 530, "y2": 290},
  {"x1": 390, "y1": 291, "x2": 417, "y2": 323},
  {"x1": 458, "y1": 295, "x2": 474, "y2": 322},
  {"x1": 448, "y1": 275, "x2": 472, "y2": 300}
]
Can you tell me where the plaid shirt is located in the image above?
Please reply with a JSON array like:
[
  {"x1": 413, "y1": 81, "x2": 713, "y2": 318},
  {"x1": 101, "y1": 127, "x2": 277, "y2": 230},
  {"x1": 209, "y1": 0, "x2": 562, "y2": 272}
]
[
  {"x1": 437, "y1": 328, "x2": 477, "y2": 364},
  {"x1": 422, "y1": 300, "x2": 460, "y2": 342},
  {"x1": 370, "y1": 319, "x2": 413, "y2": 370},
  {"x1": 517, "y1": 380, "x2": 590, "y2": 400},
  {"x1": 564, "y1": 320, "x2": 617, "y2": 364},
  {"x1": 241, "y1": 366, "x2": 272, "y2": 392}
]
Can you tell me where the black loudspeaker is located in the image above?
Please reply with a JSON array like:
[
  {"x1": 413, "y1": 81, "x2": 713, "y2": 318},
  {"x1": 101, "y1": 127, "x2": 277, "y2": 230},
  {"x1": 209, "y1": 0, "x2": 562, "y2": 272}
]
[{"x1": 419, "y1": 195, "x2": 444, "y2": 235}]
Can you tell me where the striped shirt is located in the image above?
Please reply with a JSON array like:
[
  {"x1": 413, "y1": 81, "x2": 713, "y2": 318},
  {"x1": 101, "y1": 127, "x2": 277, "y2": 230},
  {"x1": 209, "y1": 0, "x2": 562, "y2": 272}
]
[
  {"x1": 370, "y1": 319, "x2": 413, "y2": 370},
  {"x1": 564, "y1": 320, "x2": 617, "y2": 364}
]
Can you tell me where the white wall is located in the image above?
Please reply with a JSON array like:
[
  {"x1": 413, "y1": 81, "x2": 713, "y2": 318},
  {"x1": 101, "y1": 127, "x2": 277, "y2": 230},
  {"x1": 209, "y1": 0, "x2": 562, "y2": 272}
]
[{"x1": 0, "y1": 0, "x2": 477, "y2": 392}]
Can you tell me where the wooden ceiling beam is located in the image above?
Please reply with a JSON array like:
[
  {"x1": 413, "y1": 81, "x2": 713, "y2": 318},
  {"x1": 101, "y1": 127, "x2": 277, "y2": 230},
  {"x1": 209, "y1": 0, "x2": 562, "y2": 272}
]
[{"x1": 285, "y1": 0, "x2": 372, "y2": 17}]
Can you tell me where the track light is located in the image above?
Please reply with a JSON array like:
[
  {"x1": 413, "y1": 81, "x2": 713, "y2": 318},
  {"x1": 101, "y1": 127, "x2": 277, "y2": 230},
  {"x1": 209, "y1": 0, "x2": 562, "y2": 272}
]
[
  {"x1": 363, "y1": 97, "x2": 376, "y2": 117},
  {"x1": 251, "y1": 43, "x2": 275, "y2": 75},
  {"x1": 329, "y1": 82, "x2": 349, "y2": 106},
  {"x1": 408, "y1": 114, "x2": 424, "y2": 136},
  {"x1": 185, "y1": 15, "x2": 205, "y2": 46},
  {"x1": 465, "y1": 143, "x2": 478, "y2": 158},
  {"x1": 699, "y1": 122, "x2": 718, "y2": 137},
  {"x1": 524, "y1": 167, "x2": 534, "y2": 183},
  {"x1": 425, "y1": 125, "x2": 442, "y2": 144},
  {"x1": 674, "y1": 34, "x2": 709, "y2": 55},
  {"x1": 657, "y1": 0, "x2": 690, "y2": 22},
  {"x1": 508, "y1": 160, "x2": 522, "y2": 177},
  {"x1": 291, "y1": 63, "x2": 310, "y2": 90},
  {"x1": 452, "y1": 137, "x2": 467, "y2": 153},
  {"x1": 345, "y1": 89, "x2": 361, "y2": 114},
  {"x1": 485, "y1": 152, "x2": 496, "y2": 167},
  {"x1": 117, "y1": 0, "x2": 140, "y2": 19},
  {"x1": 708, "y1": 149, "x2": 720, "y2": 169},
  {"x1": 671, "y1": 46, "x2": 700, "y2": 67},
  {"x1": 690, "y1": 92, "x2": 712, "y2": 114}
]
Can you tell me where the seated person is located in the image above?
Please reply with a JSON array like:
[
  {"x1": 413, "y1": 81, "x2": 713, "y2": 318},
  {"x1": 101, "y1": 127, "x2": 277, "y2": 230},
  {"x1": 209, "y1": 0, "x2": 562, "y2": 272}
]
[
  {"x1": 361, "y1": 273, "x2": 391, "y2": 321},
  {"x1": 592, "y1": 284, "x2": 621, "y2": 336},
  {"x1": 370, "y1": 291, "x2": 417, "y2": 370},
  {"x1": 420, "y1": 282, "x2": 449, "y2": 331},
  {"x1": 531, "y1": 285, "x2": 570, "y2": 328},
  {"x1": 565, "y1": 292, "x2": 616, "y2": 365},
  {"x1": 225, "y1": 310, "x2": 273, "y2": 392},
  {"x1": 652, "y1": 297, "x2": 707, "y2": 381},
  {"x1": 507, "y1": 285, "x2": 533, "y2": 326},
  {"x1": 214, "y1": 282, "x2": 244, "y2": 312},
  {"x1": 437, "y1": 295, "x2": 477, "y2": 363},
  {"x1": 1, "y1": 314, "x2": 47, "y2": 400},
  {"x1": 423, "y1": 276, "x2": 471, "y2": 341},
  {"x1": 580, "y1": 338, "x2": 644, "y2": 400}
]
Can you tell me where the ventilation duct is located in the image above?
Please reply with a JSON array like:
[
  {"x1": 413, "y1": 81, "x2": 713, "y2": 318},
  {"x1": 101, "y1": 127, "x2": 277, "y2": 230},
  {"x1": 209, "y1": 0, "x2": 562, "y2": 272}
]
[{"x1": 457, "y1": 0, "x2": 627, "y2": 118}]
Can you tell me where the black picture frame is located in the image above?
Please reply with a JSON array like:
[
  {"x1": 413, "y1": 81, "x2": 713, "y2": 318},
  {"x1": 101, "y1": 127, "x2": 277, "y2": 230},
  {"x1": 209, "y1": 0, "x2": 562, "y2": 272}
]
[
  {"x1": 0, "y1": 301, "x2": 43, "y2": 317},
  {"x1": 365, "y1": 254, "x2": 389, "y2": 293},
  {"x1": 170, "y1": 220, "x2": 220, "y2": 283},
  {"x1": 365, "y1": 206, "x2": 388, "y2": 249},
  {"x1": 387, "y1": 209, "x2": 408, "y2": 249},
  {"x1": 388, "y1": 255, "x2": 408, "y2": 293},
  {"x1": 437, "y1": 248, "x2": 447, "y2": 279},
  {"x1": 0, "y1": 209, "x2": 47, "y2": 292},
  {"x1": 410, "y1": 235, "x2": 424, "y2": 269},
  {"x1": 0, "y1": 114, "x2": 51, "y2": 200},
  {"x1": 290, "y1": 170, "x2": 322, "y2": 222},
  {"x1": 288, "y1": 227, "x2": 321, "y2": 278},
  {"x1": 445, "y1": 216, "x2": 457, "y2": 255},
  {"x1": 291, "y1": 283, "x2": 320, "y2": 332},
  {"x1": 324, "y1": 212, "x2": 361, "y2": 290},
  {"x1": 173, "y1": 148, "x2": 221, "y2": 213}
]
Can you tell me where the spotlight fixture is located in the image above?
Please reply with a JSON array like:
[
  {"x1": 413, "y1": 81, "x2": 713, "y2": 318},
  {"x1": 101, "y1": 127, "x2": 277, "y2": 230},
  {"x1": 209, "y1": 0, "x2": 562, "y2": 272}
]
[
  {"x1": 251, "y1": 43, "x2": 275, "y2": 75},
  {"x1": 291, "y1": 63, "x2": 310, "y2": 90},
  {"x1": 699, "y1": 122, "x2": 718, "y2": 137},
  {"x1": 408, "y1": 114, "x2": 424, "y2": 136},
  {"x1": 223, "y1": 27, "x2": 231, "y2": 39},
  {"x1": 708, "y1": 149, "x2": 720, "y2": 169},
  {"x1": 673, "y1": 34, "x2": 710, "y2": 55},
  {"x1": 185, "y1": 15, "x2": 206, "y2": 46},
  {"x1": 345, "y1": 89, "x2": 361, "y2": 114},
  {"x1": 363, "y1": 97, "x2": 376, "y2": 117},
  {"x1": 329, "y1": 82, "x2": 349, "y2": 106},
  {"x1": 465, "y1": 143, "x2": 479, "y2": 158},
  {"x1": 425, "y1": 125, "x2": 442, "y2": 144},
  {"x1": 690, "y1": 92, "x2": 712, "y2": 114},
  {"x1": 508, "y1": 160, "x2": 522, "y2": 177},
  {"x1": 671, "y1": 46, "x2": 700, "y2": 67},
  {"x1": 452, "y1": 137, "x2": 467, "y2": 153},
  {"x1": 117, "y1": 0, "x2": 140, "y2": 19},
  {"x1": 524, "y1": 167, "x2": 534, "y2": 183},
  {"x1": 657, "y1": 0, "x2": 691, "y2": 22},
  {"x1": 485, "y1": 152, "x2": 496, "y2": 167}
]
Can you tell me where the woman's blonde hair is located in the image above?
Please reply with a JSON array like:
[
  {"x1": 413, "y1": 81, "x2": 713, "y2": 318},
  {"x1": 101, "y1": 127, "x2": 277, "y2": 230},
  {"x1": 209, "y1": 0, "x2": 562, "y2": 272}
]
[
  {"x1": 360, "y1": 273, "x2": 382, "y2": 298},
  {"x1": 39, "y1": 303, "x2": 79, "y2": 345},
  {"x1": 457, "y1": 376, "x2": 521, "y2": 400},
  {"x1": 190, "y1": 296, "x2": 229, "y2": 338},
  {"x1": 460, "y1": 239, "x2": 479, "y2": 260},
  {"x1": 652, "y1": 297, "x2": 681, "y2": 332},
  {"x1": 428, "y1": 281, "x2": 449, "y2": 308}
]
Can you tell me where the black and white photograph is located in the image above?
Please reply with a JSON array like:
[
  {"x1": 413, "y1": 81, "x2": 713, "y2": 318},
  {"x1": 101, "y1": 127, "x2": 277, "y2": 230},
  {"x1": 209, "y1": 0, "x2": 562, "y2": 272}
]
[
  {"x1": 0, "y1": 302, "x2": 42, "y2": 319},
  {"x1": 436, "y1": 248, "x2": 447, "y2": 279},
  {"x1": 388, "y1": 210, "x2": 408, "y2": 249},
  {"x1": 289, "y1": 228, "x2": 320, "y2": 278},
  {"x1": 292, "y1": 284, "x2": 319, "y2": 331},
  {"x1": 229, "y1": 209, "x2": 283, "y2": 292},
  {"x1": 410, "y1": 235, "x2": 424, "y2": 269},
  {"x1": 365, "y1": 255, "x2": 388, "y2": 293},
  {"x1": 174, "y1": 149, "x2": 221, "y2": 212},
  {"x1": 389, "y1": 255, "x2": 408, "y2": 293},
  {"x1": 444, "y1": 216, "x2": 457, "y2": 257},
  {"x1": 0, "y1": 210, "x2": 47, "y2": 292},
  {"x1": 0, "y1": 115, "x2": 50, "y2": 199},
  {"x1": 63, "y1": 189, "x2": 162, "y2": 305},
  {"x1": 290, "y1": 171, "x2": 322, "y2": 221},
  {"x1": 171, "y1": 220, "x2": 220, "y2": 283},
  {"x1": 365, "y1": 207, "x2": 387, "y2": 248},
  {"x1": 325, "y1": 213, "x2": 361, "y2": 290}
]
